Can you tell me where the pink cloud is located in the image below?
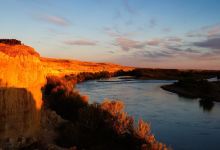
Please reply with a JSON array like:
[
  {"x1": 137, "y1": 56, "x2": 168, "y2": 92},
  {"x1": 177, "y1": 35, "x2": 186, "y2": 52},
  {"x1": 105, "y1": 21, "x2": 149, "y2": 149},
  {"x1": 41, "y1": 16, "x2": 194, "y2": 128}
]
[
  {"x1": 115, "y1": 37, "x2": 147, "y2": 51},
  {"x1": 146, "y1": 39, "x2": 161, "y2": 46},
  {"x1": 64, "y1": 39, "x2": 97, "y2": 46},
  {"x1": 207, "y1": 26, "x2": 220, "y2": 37},
  {"x1": 38, "y1": 14, "x2": 70, "y2": 26}
]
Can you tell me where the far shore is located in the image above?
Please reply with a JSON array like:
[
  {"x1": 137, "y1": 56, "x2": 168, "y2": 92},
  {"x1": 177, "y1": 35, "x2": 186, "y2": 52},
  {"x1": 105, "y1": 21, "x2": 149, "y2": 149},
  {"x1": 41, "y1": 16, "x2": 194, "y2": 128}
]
[{"x1": 161, "y1": 80, "x2": 220, "y2": 102}]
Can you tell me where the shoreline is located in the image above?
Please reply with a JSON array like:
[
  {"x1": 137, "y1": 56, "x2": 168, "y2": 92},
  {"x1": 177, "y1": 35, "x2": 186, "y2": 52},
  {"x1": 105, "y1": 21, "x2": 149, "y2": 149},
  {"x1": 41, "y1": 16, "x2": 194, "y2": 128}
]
[{"x1": 161, "y1": 81, "x2": 220, "y2": 102}]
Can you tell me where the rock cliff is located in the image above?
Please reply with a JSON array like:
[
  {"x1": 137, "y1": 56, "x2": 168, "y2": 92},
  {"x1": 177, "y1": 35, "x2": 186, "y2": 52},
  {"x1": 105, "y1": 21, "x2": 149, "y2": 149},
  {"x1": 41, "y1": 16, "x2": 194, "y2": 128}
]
[{"x1": 0, "y1": 41, "x2": 133, "y2": 142}]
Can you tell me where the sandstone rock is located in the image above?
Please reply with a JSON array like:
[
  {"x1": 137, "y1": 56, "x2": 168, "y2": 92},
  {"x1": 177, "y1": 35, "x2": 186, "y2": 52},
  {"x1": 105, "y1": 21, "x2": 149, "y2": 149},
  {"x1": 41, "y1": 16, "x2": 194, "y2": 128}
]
[{"x1": 0, "y1": 40, "x2": 133, "y2": 148}]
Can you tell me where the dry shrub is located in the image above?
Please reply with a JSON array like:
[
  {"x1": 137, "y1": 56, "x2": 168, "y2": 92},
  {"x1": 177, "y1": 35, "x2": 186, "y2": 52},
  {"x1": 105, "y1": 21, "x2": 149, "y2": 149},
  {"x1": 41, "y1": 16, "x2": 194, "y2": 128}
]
[
  {"x1": 43, "y1": 76, "x2": 88, "y2": 121},
  {"x1": 43, "y1": 76, "x2": 169, "y2": 150},
  {"x1": 44, "y1": 76, "x2": 76, "y2": 96},
  {"x1": 50, "y1": 98, "x2": 168, "y2": 149},
  {"x1": 77, "y1": 71, "x2": 112, "y2": 83},
  {"x1": 0, "y1": 39, "x2": 21, "y2": 45},
  {"x1": 136, "y1": 119, "x2": 151, "y2": 140},
  {"x1": 101, "y1": 100, "x2": 124, "y2": 116},
  {"x1": 101, "y1": 100, "x2": 134, "y2": 135}
]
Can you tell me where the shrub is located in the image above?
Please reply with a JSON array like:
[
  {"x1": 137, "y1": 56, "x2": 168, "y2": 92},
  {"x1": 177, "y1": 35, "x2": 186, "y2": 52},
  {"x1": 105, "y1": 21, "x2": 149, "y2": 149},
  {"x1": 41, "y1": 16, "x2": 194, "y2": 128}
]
[
  {"x1": 0, "y1": 39, "x2": 21, "y2": 45},
  {"x1": 43, "y1": 76, "x2": 88, "y2": 121},
  {"x1": 54, "y1": 100, "x2": 168, "y2": 150},
  {"x1": 76, "y1": 71, "x2": 113, "y2": 83},
  {"x1": 43, "y1": 76, "x2": 169, "y2": 150}
]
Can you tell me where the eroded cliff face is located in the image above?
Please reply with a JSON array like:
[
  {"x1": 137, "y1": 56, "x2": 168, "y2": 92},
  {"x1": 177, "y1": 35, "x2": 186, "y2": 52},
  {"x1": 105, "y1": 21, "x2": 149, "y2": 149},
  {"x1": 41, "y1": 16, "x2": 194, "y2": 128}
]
[
  {"x1": 0, "y1": 88, "x2": 39, "y2": 139},
  {"x1": 0, "y1": 44, "x2": 45, "y2": 88},
  {"x1": 0, "y1": 44, "x2": 45, "y2": 141},
  {"x1": 0, "y1": 42, "x2": 133, "y2": 142}
]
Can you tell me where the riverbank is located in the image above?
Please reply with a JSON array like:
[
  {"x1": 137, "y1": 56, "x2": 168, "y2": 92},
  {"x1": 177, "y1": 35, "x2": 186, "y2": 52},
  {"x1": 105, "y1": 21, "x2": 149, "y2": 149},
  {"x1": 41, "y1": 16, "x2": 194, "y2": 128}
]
[
  {"x1": 38, "y1": 76, "x2": 169, "y2": 150},
  {"x1": 117, "y1": 68, "x2": 220, "y2": 80},
  {"x1": 161, "y1": 79, "x2": 220, "y2": 102}
]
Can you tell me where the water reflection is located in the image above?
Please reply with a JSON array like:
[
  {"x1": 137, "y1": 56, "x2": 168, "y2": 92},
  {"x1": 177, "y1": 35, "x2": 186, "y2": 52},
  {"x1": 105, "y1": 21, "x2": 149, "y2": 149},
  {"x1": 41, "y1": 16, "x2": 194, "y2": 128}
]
[
  {"x1": 171, "y1": 92, "x2": 215, "y2": 112},
  {"x1": 199, "y1": 99, "x2": 215, "y2": 112}
]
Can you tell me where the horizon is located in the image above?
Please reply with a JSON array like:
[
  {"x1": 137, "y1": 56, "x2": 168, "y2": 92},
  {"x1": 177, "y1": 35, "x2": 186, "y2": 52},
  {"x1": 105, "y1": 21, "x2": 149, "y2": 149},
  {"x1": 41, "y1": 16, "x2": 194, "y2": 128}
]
[{"x1": 1, "y1": 0, "x2": 220, "y2": 69}]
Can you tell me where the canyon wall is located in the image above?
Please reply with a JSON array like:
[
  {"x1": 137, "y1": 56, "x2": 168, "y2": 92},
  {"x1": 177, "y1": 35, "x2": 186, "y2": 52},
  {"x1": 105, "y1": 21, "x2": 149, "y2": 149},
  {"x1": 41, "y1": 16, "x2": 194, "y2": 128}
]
[{"x1": 0, "y1": 44, "x2": 45, "y2": 139}]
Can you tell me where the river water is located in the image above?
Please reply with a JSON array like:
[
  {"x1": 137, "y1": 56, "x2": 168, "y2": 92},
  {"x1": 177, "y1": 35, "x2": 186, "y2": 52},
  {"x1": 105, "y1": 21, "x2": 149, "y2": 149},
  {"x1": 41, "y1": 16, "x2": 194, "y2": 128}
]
[{"x1": 77, "y1": 77, "x2": 220, "y2": 150}]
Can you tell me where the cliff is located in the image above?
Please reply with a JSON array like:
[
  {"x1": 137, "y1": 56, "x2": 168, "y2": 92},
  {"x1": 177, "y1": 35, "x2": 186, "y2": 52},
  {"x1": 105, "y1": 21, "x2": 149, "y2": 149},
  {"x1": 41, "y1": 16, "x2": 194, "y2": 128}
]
[
  {"x1": 41, "y1": 57, "x2": 132, "y2": 76},
  {"x1": 0, "y1": 41, "x2": 133, "y2": 142},
  {"x1": 0, "y1": 43, "x2": 132, "y2": 88}
]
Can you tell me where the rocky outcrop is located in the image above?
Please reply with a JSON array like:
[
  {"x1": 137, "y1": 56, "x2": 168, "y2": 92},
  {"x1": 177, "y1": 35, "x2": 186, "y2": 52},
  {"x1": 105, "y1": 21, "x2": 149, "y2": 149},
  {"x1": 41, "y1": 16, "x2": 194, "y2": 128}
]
[
  {"x1": 0, "y1": 43, "x2": 44, "y2": 88},
  {"x1": 0, "y1": 43, "x2": 45, "y2": 143}
]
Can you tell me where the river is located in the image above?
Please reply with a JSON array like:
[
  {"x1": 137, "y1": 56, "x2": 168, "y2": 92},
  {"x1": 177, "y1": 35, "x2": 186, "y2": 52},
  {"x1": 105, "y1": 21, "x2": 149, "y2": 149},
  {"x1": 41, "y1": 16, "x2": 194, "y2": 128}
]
[{"x1": 77, "y1": 77, "x2": 220, "y2": 150}]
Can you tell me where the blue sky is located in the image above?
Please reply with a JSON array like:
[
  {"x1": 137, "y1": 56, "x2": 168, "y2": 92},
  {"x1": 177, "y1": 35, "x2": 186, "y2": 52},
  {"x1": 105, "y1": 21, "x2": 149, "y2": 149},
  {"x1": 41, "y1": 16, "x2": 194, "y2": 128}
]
[{"x1": 1, "y1": 0, "x2": 220, "y2": 69}]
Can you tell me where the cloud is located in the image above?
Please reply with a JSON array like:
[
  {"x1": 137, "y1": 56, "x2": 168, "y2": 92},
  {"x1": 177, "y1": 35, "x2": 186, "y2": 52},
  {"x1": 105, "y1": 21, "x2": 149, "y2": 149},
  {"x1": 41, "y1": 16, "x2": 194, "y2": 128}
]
[
  {"x1": 149, "y1": 18, "x2": 157, "y2": 28},
  {"x1": 143, "y1": 51, "x2": 173, "y2": 59},
  {"x1": 194, "y1": 37, "x2": 220, "y2": 49},
  {"x1": 167, "y1": 37, "x2": 182, "y2": 42},
  {"x1": 122, "y1": 0, "x2": 136, "y2": 14},
  {"x1": 125, "y1": 19, "x2": 133, "y2": 26},
  {"x1": 186, "y1": 24, "x2": 220, "y2": 38},
  {"x1": 113, "y1": 10, "x2": 122, "y2": 20},
  {"x1": 114, "y1": 36, "x2": 166, "y2": 51},
  {"x1": 103, "y1": 26, "x2": 136, "y2": 37},
  {"x1": 146, "y1": 39, "x2": 161, "y2": 46},
  {"x1": 162, "y1": 27, "x2": 172, "y2": 33},
  {"x1": 167, "y1": 45, "x2": 200, "y2": 54},
  {"x1": 132, "y1": 50, "x2": 175, "y2": 60},
  {"x1": 110, "y1": 33, "x2": 186, "y2": 53},
  {"x1": 206, "y1": 25, "x2": 220, "y2": 37},
  {"x1": 186, "y1": 32, "x2": 204, "y2": 38},
  {"x1": 115, "y1": 37, "x2": 147, "y2": 51},
  {"x1": 195, "y1": 50, "x2": 220, "y2": 60},
  {"x1": 37, "y1": 14, "x2": 70, "y2": 26},
  {"x1": 108, "y1": 51, "x2": 115, "y2": 54},
  {"x1": 64, "y1": 39, "x2": 97, "y2": 46},
  {"x1": 103, "y1": 26, "x2": 120, "y2": 37}
]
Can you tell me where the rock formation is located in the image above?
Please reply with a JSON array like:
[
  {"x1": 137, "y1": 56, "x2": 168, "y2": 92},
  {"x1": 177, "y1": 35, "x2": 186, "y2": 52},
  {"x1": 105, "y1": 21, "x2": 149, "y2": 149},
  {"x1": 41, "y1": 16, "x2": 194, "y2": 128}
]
[{"x1": 0, "y1": 40, "x2": 133, "y2": 144}]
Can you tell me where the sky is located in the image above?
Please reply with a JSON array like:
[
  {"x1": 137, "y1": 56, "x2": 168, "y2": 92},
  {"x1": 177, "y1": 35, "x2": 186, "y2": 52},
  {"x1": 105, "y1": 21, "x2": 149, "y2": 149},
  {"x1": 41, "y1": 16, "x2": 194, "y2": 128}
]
[{"x1": 1, "y1": 0, "x2": 220, "y2": 69}]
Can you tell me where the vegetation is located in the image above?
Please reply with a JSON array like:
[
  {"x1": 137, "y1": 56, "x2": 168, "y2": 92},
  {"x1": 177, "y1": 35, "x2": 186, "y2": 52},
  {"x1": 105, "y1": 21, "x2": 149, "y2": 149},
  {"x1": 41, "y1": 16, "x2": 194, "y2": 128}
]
[
  {"x1": 43, "y1": 76, "x2": 88, "y2": 121},
  {"x1": 62, "y1": 70, "x2": 130, "y2": 83},
  {"x1": 42, "y1": 76, "x2": 169, "y2": 150},
  {"x1": 76, "y1": 71, "x2": 113, "y2": 82},
  {"x1": 0, "y1": 39, "x2": 21, "y2": 45},
  {"x1": 116, "y1": 68, "x2": 220, "y2": 80},
  {"x1": 161, "y1": 78, "x2": 220, "y2": 102}
]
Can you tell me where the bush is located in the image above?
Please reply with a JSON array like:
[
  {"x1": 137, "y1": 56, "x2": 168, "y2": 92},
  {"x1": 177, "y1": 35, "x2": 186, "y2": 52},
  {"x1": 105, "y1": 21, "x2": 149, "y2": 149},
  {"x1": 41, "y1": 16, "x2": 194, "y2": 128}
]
[
  {"x1": 43, "y1": 76, "x2": 88, "y2": 121},
  {"x1": 0, "y1": 39, "x2": 21, "y2": 45},
  {"x1": 43, "y1": 76, "x2": 169, "y2": 150},
  {"x1": 76, "y1": 71, "x2": 113, "y2": 82}
]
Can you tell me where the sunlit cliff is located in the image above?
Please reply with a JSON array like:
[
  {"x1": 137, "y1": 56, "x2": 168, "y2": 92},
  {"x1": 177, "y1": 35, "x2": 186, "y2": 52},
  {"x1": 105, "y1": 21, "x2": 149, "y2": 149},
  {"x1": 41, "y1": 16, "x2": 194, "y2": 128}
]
[
  {"x1": 0, "y1": 42, "x2": 132, "y2": 107},
  {"x1": 0, "y1": 40, "x2": 133, "y2": 142}
]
